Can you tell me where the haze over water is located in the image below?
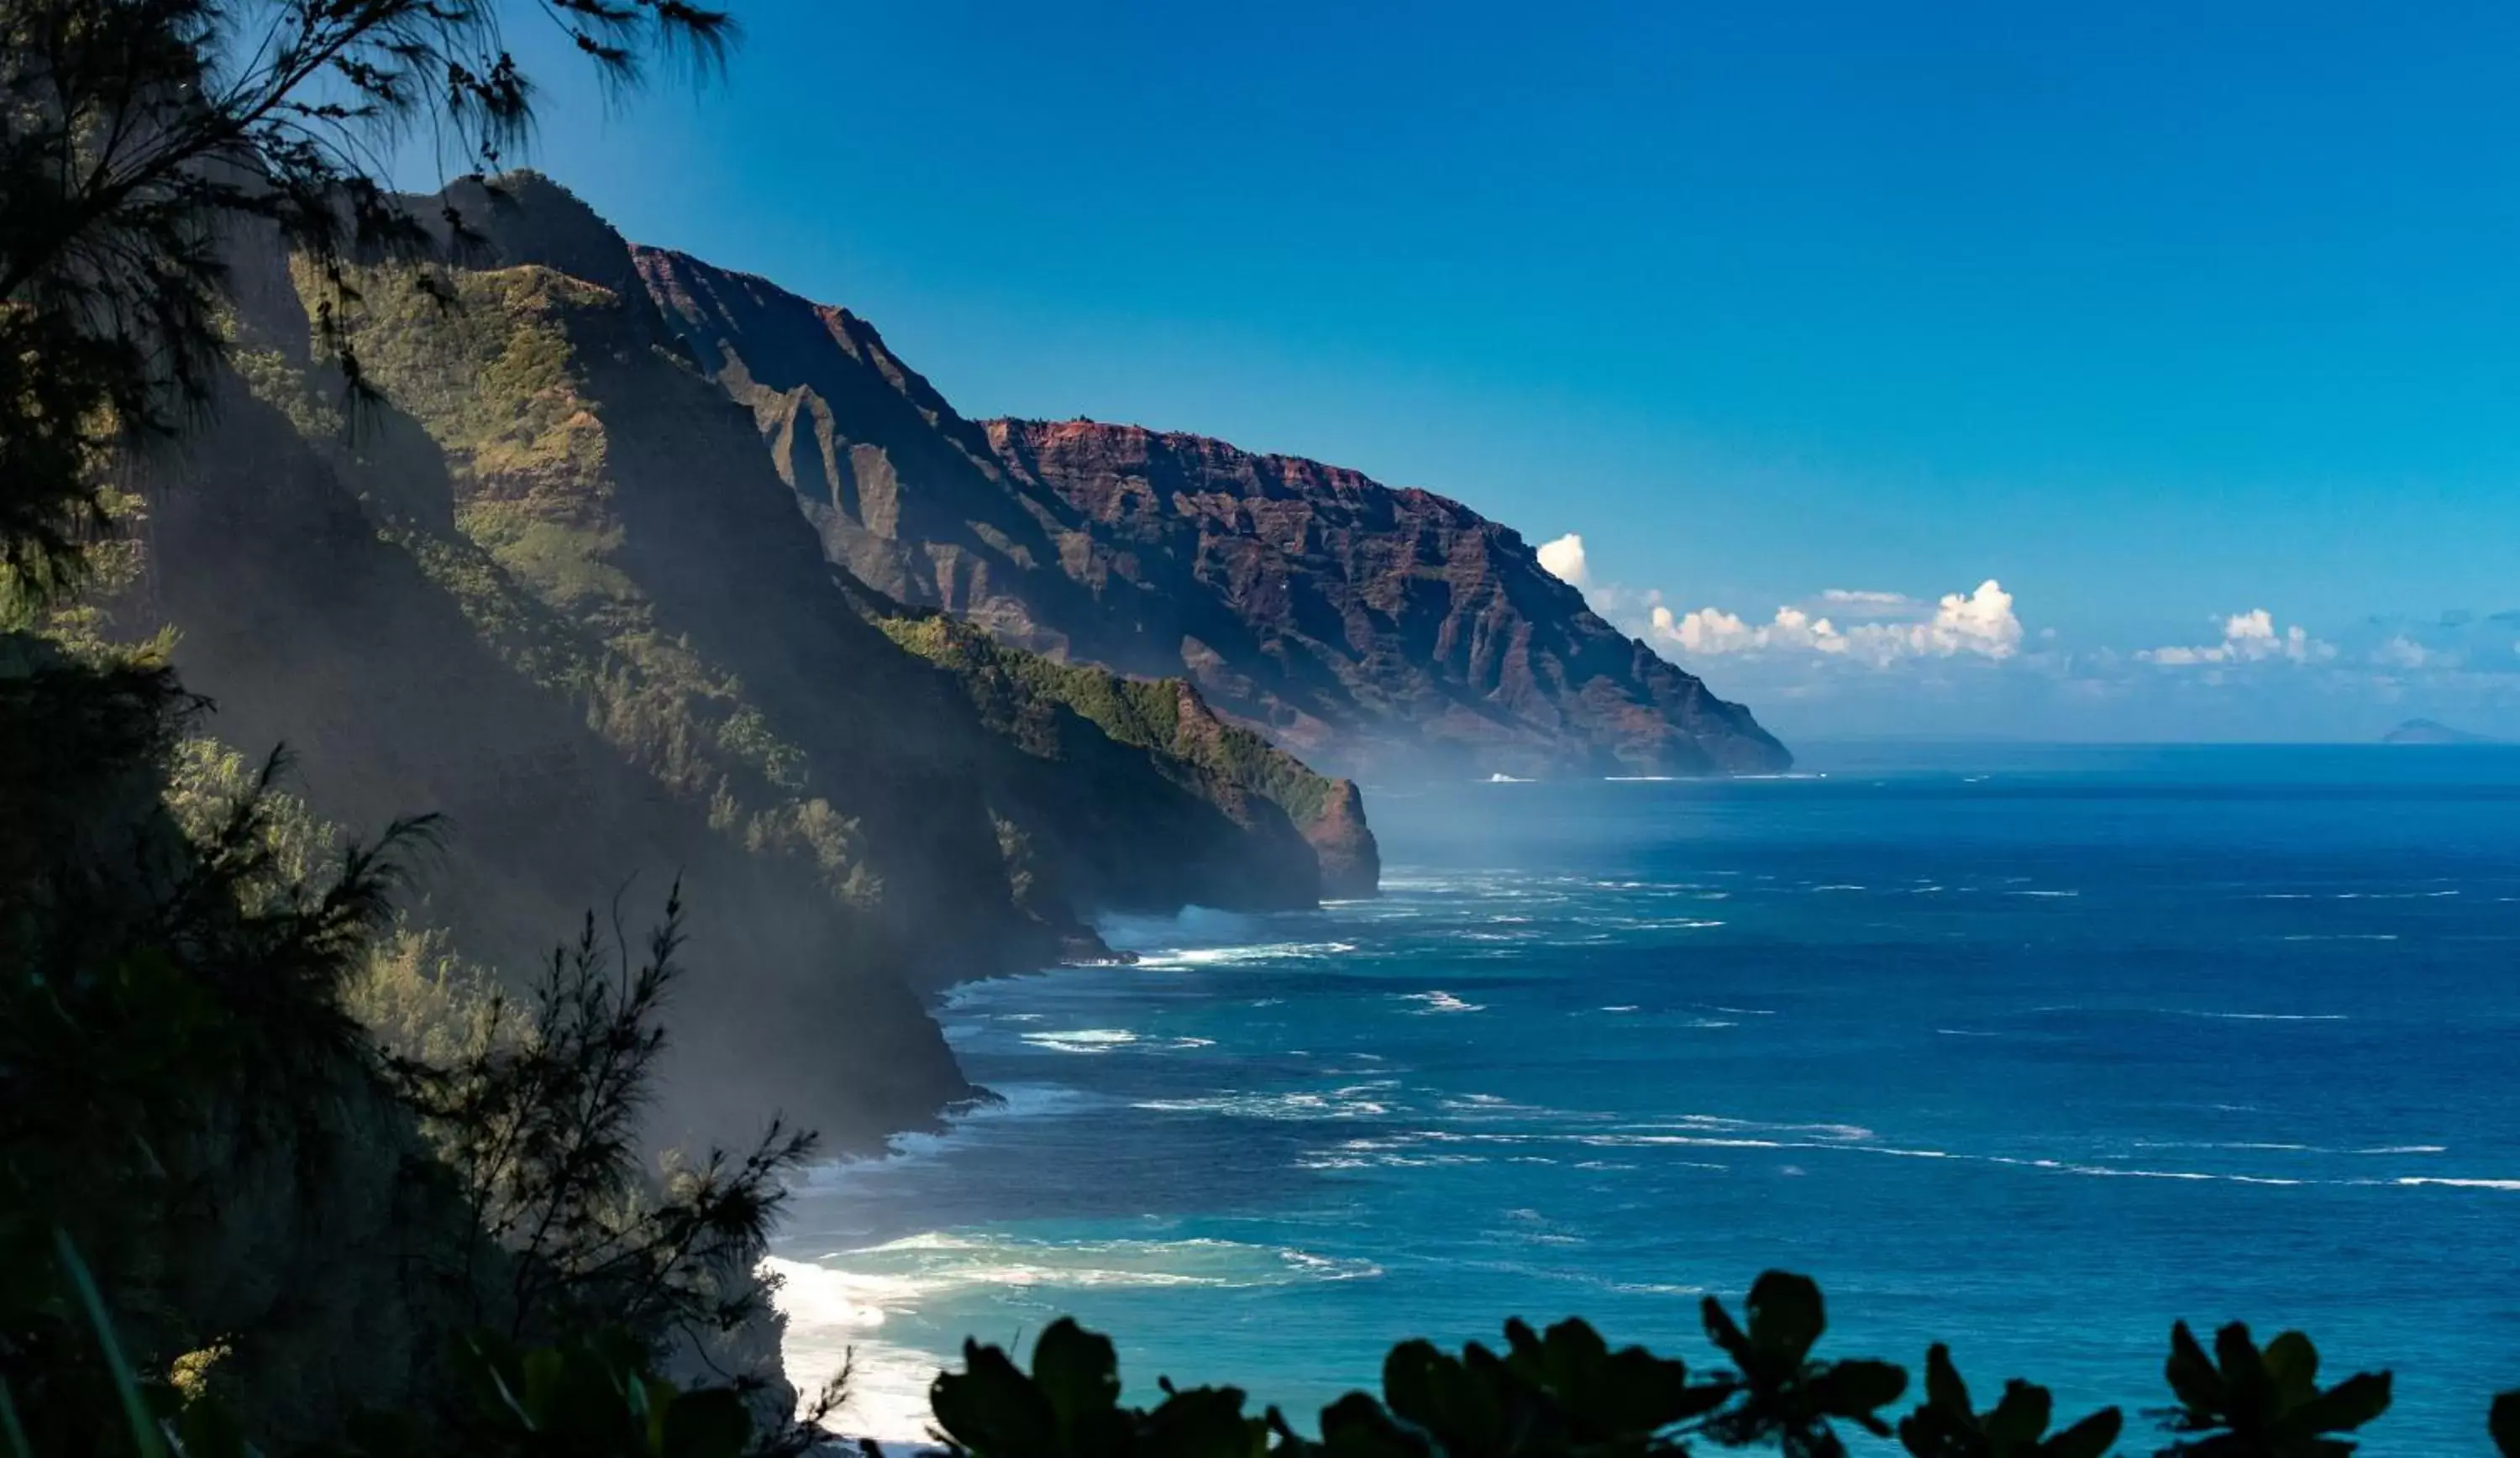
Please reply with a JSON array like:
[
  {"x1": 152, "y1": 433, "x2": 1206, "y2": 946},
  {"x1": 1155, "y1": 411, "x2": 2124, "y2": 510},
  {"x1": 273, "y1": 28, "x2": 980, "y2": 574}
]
[{"x1": 772, "y1": 744, "x2": 2520, "y2": 1452}]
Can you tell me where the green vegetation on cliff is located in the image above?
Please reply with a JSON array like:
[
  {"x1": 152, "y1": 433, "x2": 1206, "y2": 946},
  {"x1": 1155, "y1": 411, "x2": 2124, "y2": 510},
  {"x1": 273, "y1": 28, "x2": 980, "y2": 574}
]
[
  {"x1": 243, "y1": 258, "x2": 880, "y2": 910},
  {"x1": 876, "y1": 610, "x2": 1378, "y2": 897}
]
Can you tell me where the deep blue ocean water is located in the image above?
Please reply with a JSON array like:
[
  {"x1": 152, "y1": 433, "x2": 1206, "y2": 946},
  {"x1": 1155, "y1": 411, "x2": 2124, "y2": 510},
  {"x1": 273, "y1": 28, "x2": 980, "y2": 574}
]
[{"x1": 770, "y1": 744, "x2": 2520, "y2": 1451}]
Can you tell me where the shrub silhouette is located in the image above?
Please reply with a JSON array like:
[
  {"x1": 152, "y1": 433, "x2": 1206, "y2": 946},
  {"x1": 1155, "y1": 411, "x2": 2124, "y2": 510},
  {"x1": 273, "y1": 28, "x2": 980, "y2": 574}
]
[
  {"x1": 1896, "y1": 1345, "x2": 2120, "y2": 1458},
  {"x1": 2155, "y1": 1324, "x2": 2390, "y2": 1456},
  {"x1": 928, "y1": 1317, "x2": 1273, "y2": 1457},
  {"x1": 916, "y1": 1277, "x2": 2454, "y2": 1458},
  {"x1": 1693, "y1": 1272, "x2": 1907, "y2": 1456},
  {"x1": 1312, "y1": 1315, "x2": 1722, "y2": 1456}
]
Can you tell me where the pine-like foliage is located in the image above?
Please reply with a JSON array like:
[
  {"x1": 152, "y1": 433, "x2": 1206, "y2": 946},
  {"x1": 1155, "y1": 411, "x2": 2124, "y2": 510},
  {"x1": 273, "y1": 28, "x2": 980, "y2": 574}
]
[
  {"x1": 0, "y1": 0, "x2": 734, "y2": 590},
  {"x1": 0, "y1": 633, "x2": 433, "y2": 1451},
  {"x1": 381, "y1": 889, "x2": 817, "y2": 1375}
]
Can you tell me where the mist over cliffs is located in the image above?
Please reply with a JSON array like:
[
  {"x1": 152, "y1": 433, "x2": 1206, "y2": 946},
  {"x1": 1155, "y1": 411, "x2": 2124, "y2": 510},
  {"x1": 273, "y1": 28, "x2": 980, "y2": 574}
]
[
  {"x1": 118, "y1": 175, "x2": 1371, "y2": 1147},
  {"x1": 634, "y1": 239, "x2": 1788, "y2": 781}
]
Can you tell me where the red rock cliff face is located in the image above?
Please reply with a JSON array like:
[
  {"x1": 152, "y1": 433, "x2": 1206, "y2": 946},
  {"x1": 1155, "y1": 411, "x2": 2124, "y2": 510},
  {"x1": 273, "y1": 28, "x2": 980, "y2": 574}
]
[
  {"x1": 634, "y1": 247, "x2": 1788, "y2": 780},
  {"x1": 985, "y1": 420, "x2": 1789, "y2": 779}
]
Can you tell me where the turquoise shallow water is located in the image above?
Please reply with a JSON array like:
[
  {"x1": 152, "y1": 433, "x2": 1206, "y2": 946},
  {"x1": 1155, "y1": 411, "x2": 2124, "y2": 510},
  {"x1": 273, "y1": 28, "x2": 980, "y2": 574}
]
[{"x1": 771, "y1": 744, "x2": 2520, "y2": 1451}]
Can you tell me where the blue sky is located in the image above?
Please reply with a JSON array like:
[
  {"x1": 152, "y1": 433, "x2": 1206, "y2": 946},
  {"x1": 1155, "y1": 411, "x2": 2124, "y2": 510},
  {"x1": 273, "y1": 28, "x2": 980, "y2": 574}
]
[{"x1": 433, "y1": 1, "x2": 2520, "y2": 740}]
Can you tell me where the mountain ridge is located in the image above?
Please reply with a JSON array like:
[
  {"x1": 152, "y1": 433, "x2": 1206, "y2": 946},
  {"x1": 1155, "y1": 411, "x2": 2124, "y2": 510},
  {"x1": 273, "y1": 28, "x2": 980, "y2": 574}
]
[{"x1": 632, "y1": 242, "x2": 1790, "y2": 781}]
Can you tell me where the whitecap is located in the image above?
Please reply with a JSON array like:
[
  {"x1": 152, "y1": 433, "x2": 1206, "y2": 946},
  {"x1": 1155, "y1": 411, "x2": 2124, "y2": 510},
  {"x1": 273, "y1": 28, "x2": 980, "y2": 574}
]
[
  {"x1": 2395, "y1": 1177, "x2": 2520, "y2": 1191},
  {"x1": 1582, "y1": 1134, "x2": 1786, "y2": 1149},
  {"x1": 2003, "y1": 1159, "x2": 2301, "y2": 1187},
  {"x1": 1019, "y1": 1028, "x2": 1140, "y2": 1054},
  {"x1": 1133, "y1": 1083, "x2": 1397, "y2": 1120},
  {"x1": 1133, "y1": 941, "x2": 1359, "y2": 969},
  {"x1": 1637, "y1": 1114, "x2": 1875, "y2": 1142},
  {"x1": 1398, "y1": 990, "x2": 1488, "y2": 1014},
  {"x1": 1278, "y1": 1249, "x2": 1386, "y2": 1281}
]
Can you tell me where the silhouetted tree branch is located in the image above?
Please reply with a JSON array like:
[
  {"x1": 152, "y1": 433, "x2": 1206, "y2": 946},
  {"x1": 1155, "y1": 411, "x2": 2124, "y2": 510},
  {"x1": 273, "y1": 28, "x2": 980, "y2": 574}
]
[{"x1": 1, "y1": 0, "x2": 737, "y2": 590}]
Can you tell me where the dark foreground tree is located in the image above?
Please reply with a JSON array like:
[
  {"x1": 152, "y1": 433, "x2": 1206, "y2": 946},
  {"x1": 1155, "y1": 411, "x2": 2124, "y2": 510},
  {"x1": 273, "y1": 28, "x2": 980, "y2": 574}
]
[
  {"x1": 1, "y1": 0, "x2": 734, "y2": 591},
  {"x1": 0, "y1": 0, "x2": 828, "y2": 1448}
]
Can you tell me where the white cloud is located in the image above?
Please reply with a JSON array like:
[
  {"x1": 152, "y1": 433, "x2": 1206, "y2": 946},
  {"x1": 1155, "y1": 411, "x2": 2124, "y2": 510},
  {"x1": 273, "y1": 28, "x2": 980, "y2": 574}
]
[
  {"x1": 1536, "y1": 532, "x2": 1590, "y2": 590},
  {"x1": 2139, "y1": 609, "x2": 2334, "y2": 666},
  {"x1": 1918, "y1": 580, "x2": 2025, "y2": 659},
  {"x1": 1646, "y1": 579, "x2": 2024, "y2": 666},
  {"x1": 2372, "y1": 635, "x2": 2448, "y2": 669}
]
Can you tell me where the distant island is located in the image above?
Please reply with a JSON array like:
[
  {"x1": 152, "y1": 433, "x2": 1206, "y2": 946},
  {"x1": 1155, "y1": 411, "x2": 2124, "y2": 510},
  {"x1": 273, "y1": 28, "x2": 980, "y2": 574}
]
[{"x1": 2381, "y1": 718, "x2": 2499, "y2": 745}]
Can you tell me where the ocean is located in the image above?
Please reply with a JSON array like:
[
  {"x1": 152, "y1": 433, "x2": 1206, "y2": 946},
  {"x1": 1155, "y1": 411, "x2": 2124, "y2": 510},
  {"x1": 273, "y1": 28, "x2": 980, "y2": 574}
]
[{"x1": 768, "y1": 743, "x2": 2520, "y2": 1453}]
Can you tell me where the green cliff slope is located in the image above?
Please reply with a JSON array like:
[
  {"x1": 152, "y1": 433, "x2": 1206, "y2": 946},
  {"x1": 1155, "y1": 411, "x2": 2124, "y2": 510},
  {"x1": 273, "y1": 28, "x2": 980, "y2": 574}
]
[
  {"x1": 874, "y1": 606, "x2": 1380, "y2": 903},
  {"x1": 108, "y1": 175, "x2": 1378, "y2": 1149}
]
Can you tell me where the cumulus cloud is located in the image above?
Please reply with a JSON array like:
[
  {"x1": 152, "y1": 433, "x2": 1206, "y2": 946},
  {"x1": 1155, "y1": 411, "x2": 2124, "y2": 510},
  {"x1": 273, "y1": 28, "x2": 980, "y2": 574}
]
[
  {"x1": 1646, "y1": 580, "x2": 2024, "y2": 665},
  {"x1": 2138, "y1": 610, "x2": 2334, "y2": 666},
  {"x1": 2371, "y1": 635, "x2": 2447, "y2": 669},
  {"x1": 1536, "y1": 532, "x2": 1590, "y2": 590},
  {"x1": 1921, "y1": 580, "x2": 2027, "y2": 658}
]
